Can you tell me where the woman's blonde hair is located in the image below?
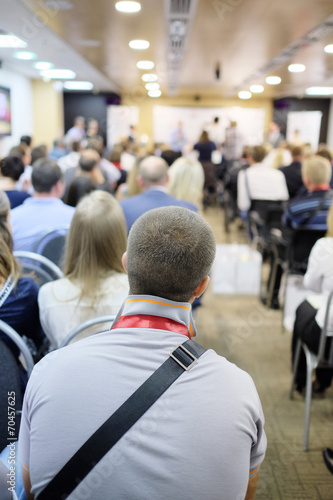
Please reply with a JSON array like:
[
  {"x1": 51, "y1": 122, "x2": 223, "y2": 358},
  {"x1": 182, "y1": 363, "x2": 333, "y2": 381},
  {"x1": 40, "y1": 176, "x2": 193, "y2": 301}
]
[
  {"x1": 168, "y1": 157, "x2": 205, "y2": 206},
  {"x1": 64, "y1": 191, "x2": 127, "y2": 299},
  {"x1": 0, "y1": 191, "x2": 20, "y2": 282},
  {"x1": 326, "y1": 202, "x2": 333, "y2": 237}
]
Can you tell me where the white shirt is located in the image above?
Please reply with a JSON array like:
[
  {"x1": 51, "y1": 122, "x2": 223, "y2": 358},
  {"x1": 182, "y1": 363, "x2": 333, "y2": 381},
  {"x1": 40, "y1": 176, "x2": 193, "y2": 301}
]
[
  {"x1": 303, "y1": 237, "x2": 333, "y2": 329},
  {"x1": 237, "y1": 164, "x2": 289, "y2": 211},
  {"x1": 38, "y1": 273, "x2": 129, "y2": 347},
  {"x1": 57, "y1": 152, "x2": 81, "y2": 173},
  {"x1": 20, "y1": 295, "x2": 266, "y2": 500}
]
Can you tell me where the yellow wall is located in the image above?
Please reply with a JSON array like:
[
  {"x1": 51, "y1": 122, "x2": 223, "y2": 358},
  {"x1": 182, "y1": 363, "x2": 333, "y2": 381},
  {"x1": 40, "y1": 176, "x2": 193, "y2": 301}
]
[
  {"x1": 121, "y1": 94, "x2": 274, "y2": 141},
  {"x1": 32, "y1": 80, "x2": 64, "y2": 150}
]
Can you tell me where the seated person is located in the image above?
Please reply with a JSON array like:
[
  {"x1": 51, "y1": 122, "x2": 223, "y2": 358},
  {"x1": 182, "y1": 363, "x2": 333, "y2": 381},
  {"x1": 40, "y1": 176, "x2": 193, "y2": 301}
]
[
  {"x1": 11, "y1": 159, "x2": 75, "y2": 251},
  {"x1": 237, "y1": 145, "x2": 289, "y2": 218},
  {"x1": 279, "y1": 146, "x2": 304, "y2": 199},
  {"x1": 283, "y1": 155, "x2": 332, "y2": 230},
  {"x1": 0, "y1": 191, "x2": 44, "y2": 363},
  {"x1": 64, "y1": 176, "x2": 97, "y2": 207},
  {"x1": 38, "y1": 191, "x2": 129, "y2": 348},
  {"x1": 168, "y1": 157, "x2": 205, "y2": 209},
  {"x1": 291, "y1": 202, "x2": 333, "y2": 394},
  {"x1": 0, "y1": 156, "x2": 30, "y2": 208},
  {"x1": 20, "y1": 206, "x2": 266, "y2": 500}
]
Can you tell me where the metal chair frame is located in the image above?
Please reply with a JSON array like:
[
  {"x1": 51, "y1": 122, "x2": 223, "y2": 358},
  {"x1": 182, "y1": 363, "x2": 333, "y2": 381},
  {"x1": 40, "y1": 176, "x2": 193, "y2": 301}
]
[
  {"x1": 59, "y1": 315, "x2": 116, "y2": 348},
  {"x1": 289, "y1": 291, "x2": 333, "y2": 451},
  {"x1": 0, "y1": 319, "x2": 34, "y2": 377},
  {"x1": 13, "y1": 251, "x2": 63, "y2": 284}
]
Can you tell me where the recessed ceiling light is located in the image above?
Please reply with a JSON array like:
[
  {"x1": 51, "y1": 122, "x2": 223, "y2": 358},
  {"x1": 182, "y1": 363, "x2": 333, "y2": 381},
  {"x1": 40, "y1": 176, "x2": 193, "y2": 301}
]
[
  {"x1": 142, "y1": 73, "x2": 157, "y2": 82},
  {"x1": 34, "y1": 61, "x2": 54, "y2": 70},
  {"x1": 238, "y1": 91, "x2": 252, "y2": 99},
  {"x1": 324, "y1": 44, "x2": 333, "y2": 53},
  {"x1": 288, "y1": 63, "x2": 306, "y2": 73},
  {"x1": 40, "y1": 69, "x2": 76, "y2": 79},
  {"x1": 306, "y1": 86, "x2": 333, "y2": 95},
  {"x1": 13, "y1": 51, "x2": 37, "y2": 60},
  {"x1": 250, "y1": 85, "x2": 264, "y2": 93},
  {"x1": 129, "y1": 39, "x2": 149, "y2": 50},
  {"x1": 63, "y1": 81, "x2": 94, "y2": 90},
  {"x1": 0, "y1": 34, "x2": 27, "y2": 48},
  {"x1": 43, "y1": 0, "x2": 73, "y2": 10},
  {"x1": 137, "y1": 60, "x2": 154, "y2": 70},
  {"x1": 145, "y1": 82, "x2": 160, "y2": 91},
  {"x1": 266, "y1": 76, "x2": 281, "y2": 85},
  {"x1": 115, "y1": 1, "x2": 141, "y2": 13},
  {"x1": 148, "y1": 89, "x2": 161, "y2": 98}
]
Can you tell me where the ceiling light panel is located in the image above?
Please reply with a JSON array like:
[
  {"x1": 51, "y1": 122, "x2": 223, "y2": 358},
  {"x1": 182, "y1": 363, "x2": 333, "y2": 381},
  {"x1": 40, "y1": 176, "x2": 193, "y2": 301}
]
[
  {"x1": 238, "y1": 91, "x2": 252, "y2": 99},
  {"x1": 34, "y1": 62, "x2": 54, "y2": 70},
  {"x1": 148, "y1": 89, "x2": 162, "y2": 98},
  {"x1": 129, "y1": 40, "x2": 150, "y2": 49},
  {"x1": 288, "y1": 63, "x2": 306, "y2": 73},
  {"x1": 63, "y1": 81, "x2": 94, "y2": 90},
  {"x1": 250, "y1": 85, "x2": 264, "y2": 93},
  {"x1": 306, "y1": 86, "x2": 333, "y2": 95},
  {"x1": 145, "y1": 82, "x2": 160, "y2": 90},
  {"x1": 137, "y1": 61, "x2": 154, "y2": 70},
  {"x1": 142, "y1": 73, "x2": 157, "y2": 82},
  {"x1": 0, "y1": 34, "x2": 27, "y2": 48},
  {"x1": 115, "y1": 1, "x2": 141, "y2": 13},
  {"x1": 40, "y1": 69, "x2": 76, "y2": 79},
  {"x1": 266, "y1": 76, "x2": 281, "y2": 85}
]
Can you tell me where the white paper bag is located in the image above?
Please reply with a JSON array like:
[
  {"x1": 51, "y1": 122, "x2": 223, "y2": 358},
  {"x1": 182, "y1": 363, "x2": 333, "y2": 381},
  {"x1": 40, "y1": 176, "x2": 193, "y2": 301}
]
[{"x1": 212, "y1": 244, "x2": 262, "y2": 295}]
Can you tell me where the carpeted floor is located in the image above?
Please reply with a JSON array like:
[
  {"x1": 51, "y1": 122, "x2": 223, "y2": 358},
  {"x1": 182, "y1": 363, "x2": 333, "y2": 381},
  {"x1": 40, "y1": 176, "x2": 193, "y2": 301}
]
[{"x1": 195, "y1": 206, "x2": 333, "y2": 499}]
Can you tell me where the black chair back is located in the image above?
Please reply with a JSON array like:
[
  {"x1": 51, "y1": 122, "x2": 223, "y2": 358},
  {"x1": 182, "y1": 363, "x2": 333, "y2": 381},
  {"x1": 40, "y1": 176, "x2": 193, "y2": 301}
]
[{"x1": 288, "y1": 228, "x2": 326, "y2": 274}]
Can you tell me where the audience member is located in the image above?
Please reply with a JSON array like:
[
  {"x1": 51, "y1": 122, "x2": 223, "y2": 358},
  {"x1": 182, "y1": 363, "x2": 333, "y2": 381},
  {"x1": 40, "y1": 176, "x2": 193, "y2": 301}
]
[
  {"x1": 193, "y1": 130, "x2": 216, "y2": 162},
  {"x1": 9, "y1": 143, "x2": 33, "y2": 193},
  {"x1": 279, "y1": 146, "x2": 305, "y2": 199},
  {"x1": 0, "y1": 191, "x2": 44, "y2": 362},
  {"x1": 11, "y1": 159, "x2": 74, "y2": 251},
  {"x1": 291, "y1": 202, "x2": 333, "y2": 395},
  {"x1": 86, "y1": 118, "x2": 103, "y2": 143},
  {"x1": 64, "y1": 149, "x2": 113, "y2": 199},
  {"x1": 160, "y1": 148, "x2": 181, "y2": 166},
  {"x1": 64, "y1": 115, "x2": 86, "y2": 145},
  {"x1": 19, "y1": 206, "x2": 266, "y2": 500},
  {"x1": 168, "y1": 156, "x2": 204, "y2": 208},
  {"x1": 38, "y1": 191, "x2": 129, "y2": 348},
  {"x1": 20, "y1": 135, "x2": 32, "y2": 148},
  {"x1": 283, "y1": 155, "x2": 332, "y2": 230},
  {"x1": 119, "y1": 156, "x2": 197, "y2": 232},
  {"x1": 87, "y1": 137, "x2": 121, "y2": 187},
  {"x1": 115, "y1": 158, "x2": 143, "y2": 201},
  {"x1": 0, "y1": 156, "x2": 30, "y2": 208},
  {"x1": 237, "y1": 145, "x2": 289, "y2": 213},
  {"x1": 48, "y1": 139, "x2": 67, "y2": 161},
  {"x1": 57, "y1": 140, "x2": 82, "y2": 172},
  {"x1": 64, "y1": 176, "x2": 97, "y2": 207},
  {"x1": 30, "y1": 145, "x2": 47, "y2": 166}
]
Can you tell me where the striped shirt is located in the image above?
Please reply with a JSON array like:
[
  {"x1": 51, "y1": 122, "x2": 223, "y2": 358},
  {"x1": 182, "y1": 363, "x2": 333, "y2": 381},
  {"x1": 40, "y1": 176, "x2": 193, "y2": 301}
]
[{"x1": 283, "y1": 189, "x2": 333, "y2": 230}]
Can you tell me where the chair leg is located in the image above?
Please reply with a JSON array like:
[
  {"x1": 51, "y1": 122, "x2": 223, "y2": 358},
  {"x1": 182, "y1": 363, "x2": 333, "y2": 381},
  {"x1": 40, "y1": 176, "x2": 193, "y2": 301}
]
[
  {"x1": 289, "y1": 339, "x2": 301, "y2": 399},
  {"x1": 303, "y1": 357, "x2": 313, "y2": 451}
]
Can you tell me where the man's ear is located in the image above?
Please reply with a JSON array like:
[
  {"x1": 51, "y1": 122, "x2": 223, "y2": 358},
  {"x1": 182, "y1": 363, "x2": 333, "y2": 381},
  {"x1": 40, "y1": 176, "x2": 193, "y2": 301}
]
[
  {"x1": 137, "y1": 175, "x2": 144, "y2": 188},
  {"x1": 122, "y1": 252, "x2": 127, "y2": 273},
  {"x1": 189, "y1": 276, "x2": 210, "y2": 304}
]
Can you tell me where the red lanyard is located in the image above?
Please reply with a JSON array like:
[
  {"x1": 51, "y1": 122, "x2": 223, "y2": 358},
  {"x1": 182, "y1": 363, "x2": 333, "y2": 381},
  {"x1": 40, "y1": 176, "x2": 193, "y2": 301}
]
[{"x1": 112, "y1": 314, "x2": 192, "y2": 339}]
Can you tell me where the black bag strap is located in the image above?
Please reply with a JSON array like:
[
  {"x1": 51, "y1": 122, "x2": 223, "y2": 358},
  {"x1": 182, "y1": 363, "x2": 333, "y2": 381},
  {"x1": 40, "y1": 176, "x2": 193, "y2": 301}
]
[
  {"x1": 297, "y1": 190, "x2": 333, "y2": 228},
  {"x1": 38, "y1": 339, "x2": 206, "y2": 500}
]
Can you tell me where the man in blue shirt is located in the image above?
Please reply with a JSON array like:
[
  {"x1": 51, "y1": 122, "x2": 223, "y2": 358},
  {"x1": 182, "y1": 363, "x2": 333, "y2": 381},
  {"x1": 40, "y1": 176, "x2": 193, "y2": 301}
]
[
  {"x1": 11, "y1": 159, "x2": 75, "y2": 251},
  {"x1": 119, "y1": 156, "x2": 197, "y2": 233}
]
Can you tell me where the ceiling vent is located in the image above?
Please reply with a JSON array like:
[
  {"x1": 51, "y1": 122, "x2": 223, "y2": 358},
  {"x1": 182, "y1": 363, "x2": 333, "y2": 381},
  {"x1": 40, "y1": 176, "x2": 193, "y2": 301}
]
[{"x1": 164, "y1": 0, "x2": 198, "y2": 95}]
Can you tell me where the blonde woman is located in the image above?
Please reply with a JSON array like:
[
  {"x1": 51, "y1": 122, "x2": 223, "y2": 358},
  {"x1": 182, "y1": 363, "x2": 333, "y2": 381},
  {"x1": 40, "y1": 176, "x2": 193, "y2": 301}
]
[
  {"x1": 168, "y1": 157, "x2": 205, "y2": 209},
  {"x1": 38, "y1": 191, "x2": 129, "y2": 347},
  {"x1": 0, "y1": 190, "x2": 44, "y2": 359}
]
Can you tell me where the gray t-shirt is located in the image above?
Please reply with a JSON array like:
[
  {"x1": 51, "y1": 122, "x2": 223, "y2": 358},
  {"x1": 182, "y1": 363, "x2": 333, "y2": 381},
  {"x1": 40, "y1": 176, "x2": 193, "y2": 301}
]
[{"x1": 19, "y1": 328, "x2": 266, "y2": 500}]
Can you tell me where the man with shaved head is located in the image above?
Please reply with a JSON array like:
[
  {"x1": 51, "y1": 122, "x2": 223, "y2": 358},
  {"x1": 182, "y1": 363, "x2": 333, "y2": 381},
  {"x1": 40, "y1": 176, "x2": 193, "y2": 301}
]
[
  {"x1": 119, "y1": 155, "x2": 197, "y2": 232},
  {"x1": 20, "y1": 207, "x2": 266, "y2": 500}
]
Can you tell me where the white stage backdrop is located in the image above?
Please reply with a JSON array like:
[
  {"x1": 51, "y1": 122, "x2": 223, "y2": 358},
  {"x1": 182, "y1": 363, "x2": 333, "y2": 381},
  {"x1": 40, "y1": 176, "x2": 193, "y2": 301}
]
[
  {"x1": 153, "y1": 105, "x2": 266, "y2": 146},
  {"x1": 287, "y1": 111, "x2": 322, "y2": 151},
  {"x1": 107, "y1": 105, "x2": 139, "y2": 149}
]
